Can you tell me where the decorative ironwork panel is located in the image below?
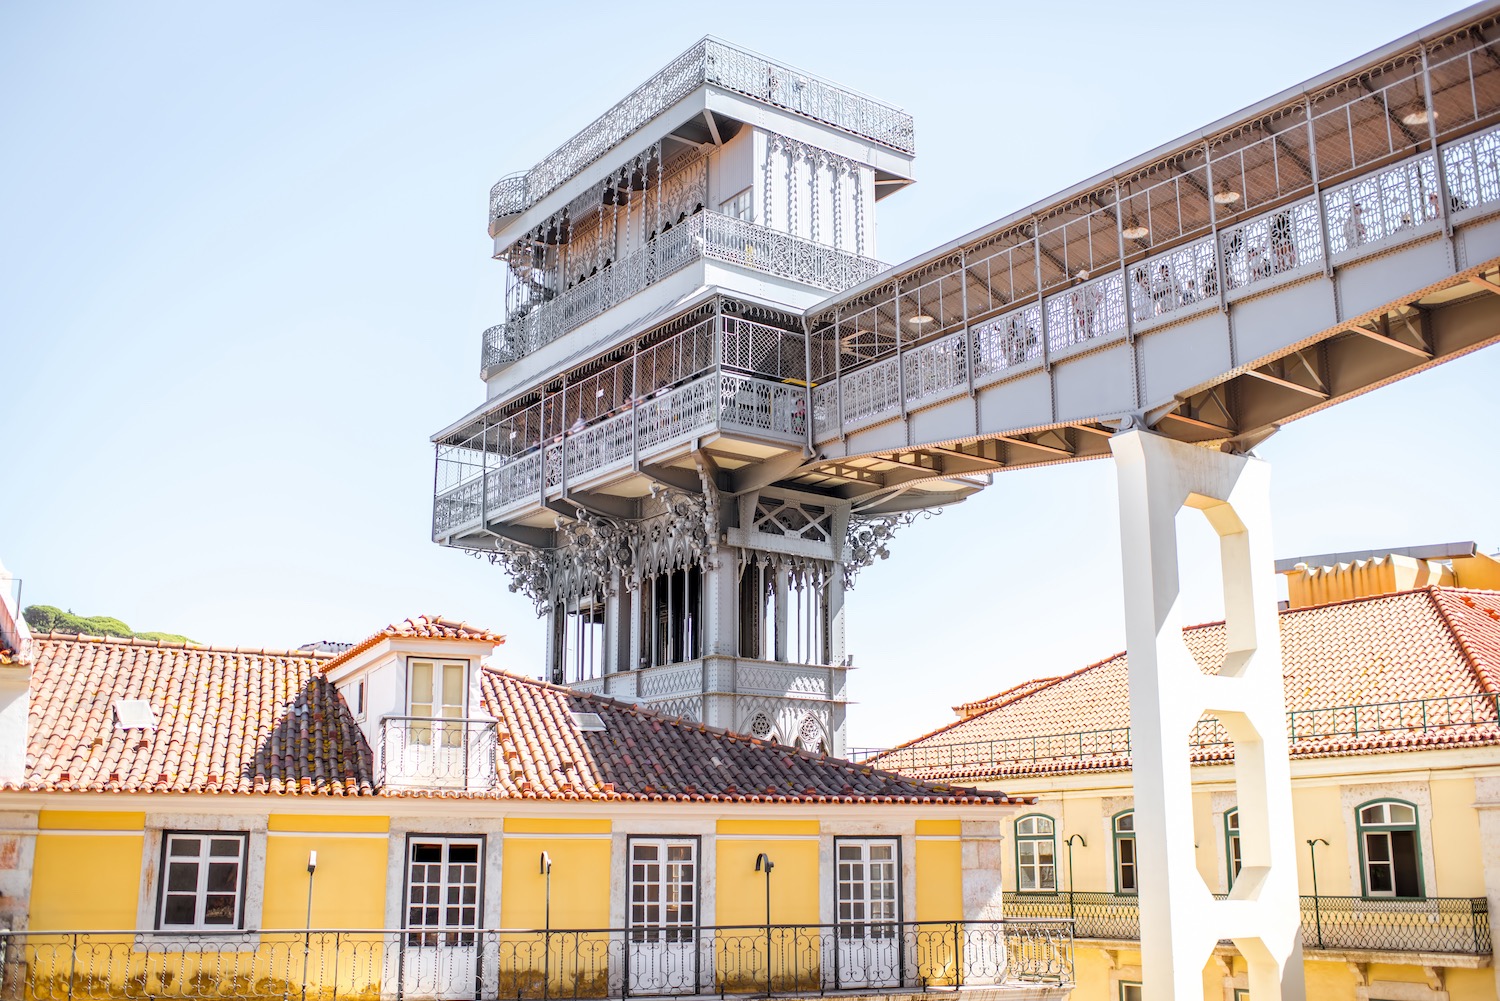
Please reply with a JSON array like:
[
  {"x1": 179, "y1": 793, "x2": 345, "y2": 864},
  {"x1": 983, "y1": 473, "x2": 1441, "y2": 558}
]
[
  {"x1": 738, "y1": 663, "x2": 830, "y2": 698},
  {"x1": 718, "y1": 373, "x2": 807, "y2": 442},
  {"x1": 1323, "y1": 153, "x2": 1441, "y2": 256},
  {"x1": 1044, "y1": 272, "x2": 1126, "y2": 354},
  {"x1": 1217, "y1": 195, "x2": 1324, "y2": 291},
  {"x1": 720, "y1": 317, "x2": 807, "y2": 380},
  {"x1": 971, "y1": 303, "x2": 1043, "y2": 383},
  {"x1": 901, "y1": 330, "x2": 967, "y2": 408},
  {"x1": 638, "y1": 663, "x2": 704, "y2": 699},
  {"x1": 1128, "y1": 236, "x2": 1218, "y2": 325},
  {"x1": 637, "y1": 374, "x2": 719, "y2": 451},
  {"x1": 839, "y1": 355, "x2": 901, "y2": 427}
]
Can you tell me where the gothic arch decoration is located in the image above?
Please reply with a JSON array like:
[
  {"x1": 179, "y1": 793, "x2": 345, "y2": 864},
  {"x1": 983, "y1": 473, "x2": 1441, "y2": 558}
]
[
  {"x1": 748, "y1": 711, "x2": 776, "y2": 743},
  {"x1": 797, "y1": 714, "x2": 827, "y2": 754}
]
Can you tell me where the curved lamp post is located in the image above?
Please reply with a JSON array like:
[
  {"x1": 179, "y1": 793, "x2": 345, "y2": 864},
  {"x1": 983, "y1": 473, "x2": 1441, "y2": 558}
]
[
  {"x1": 1306, "y1": 838, "x2": 1328, "y2": 949},
  {"x1": 1064, "y1": 835, "x2": 1087, "y2": 923},
  {"x1": 755, "y1": 853, "x2": 774, "y2": 997},
  {"x1": 541, "y1": 851, "x2": 553, "y2": 999}
]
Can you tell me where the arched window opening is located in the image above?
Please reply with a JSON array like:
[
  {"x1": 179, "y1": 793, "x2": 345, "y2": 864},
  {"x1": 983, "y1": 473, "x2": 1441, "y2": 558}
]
[
  {"x1": 1357, "y1": 800, "x2": 1423, "y2": 898},
  {"x1": 1113, "y1": 811, "x2": 1137, "y2": 895},
  {"x1": 1224, "y1": 809, "x2": 1242, "y2": 890},
  {"x1": 1015, "y1": 815, "x2": 1057, "y2": 893}
]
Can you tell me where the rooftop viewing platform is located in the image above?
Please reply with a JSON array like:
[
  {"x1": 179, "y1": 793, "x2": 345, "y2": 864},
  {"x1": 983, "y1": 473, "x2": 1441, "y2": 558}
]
[{"x1": 488, "y1": 37, "x2": 915, "y2": 228}]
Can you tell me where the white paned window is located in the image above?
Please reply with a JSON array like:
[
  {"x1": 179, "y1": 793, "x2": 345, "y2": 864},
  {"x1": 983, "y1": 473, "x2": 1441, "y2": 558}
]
[
  {"x1": 1015, "y1": 815, "x2": 1057, "y2": 892},
  {"x1": 629, "y1": 839, "x2": 697, "y2": 942},
  {"x1": 836, "y1": 839, "x2": 899, "y2": 938},
  {"x1": 721, "y1": 188, "x2": 753, "y2": 222},
  {"x1": 409, "y1": 660, "x2": 467, "y2": 746},
  {"x1": 405, "y1": 837, "x2": 482, "y2": 945},
  {"x1": 1113, "y1": 812, "x2": 1137, "y2": 894},
  {"x1": 157, "y1": 832, "x2": 249, "y2": 930},
  {"x1": 1358, "y1": 800, "x2": 1423, "y2": 897}
]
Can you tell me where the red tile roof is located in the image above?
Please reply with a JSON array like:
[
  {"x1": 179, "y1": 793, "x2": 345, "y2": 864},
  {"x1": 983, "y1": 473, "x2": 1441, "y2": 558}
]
[
  {"x1": 12, "y1": 626, "x2": 1017, "y2": 806},
  {"x1": 20, "y1": 633, "x2": 371, "y2": 796},
  {"x1": 320, "y1": 615, "x2": 505, "y2": 673},
  {"x1": 875, "y1": 587, "x2": 1500, "y2": 781}
]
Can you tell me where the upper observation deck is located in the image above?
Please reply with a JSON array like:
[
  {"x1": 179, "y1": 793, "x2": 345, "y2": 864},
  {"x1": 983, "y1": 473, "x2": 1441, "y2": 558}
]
[{"x1": 487, "y1": 37, "x2": 915, "y2": 236}]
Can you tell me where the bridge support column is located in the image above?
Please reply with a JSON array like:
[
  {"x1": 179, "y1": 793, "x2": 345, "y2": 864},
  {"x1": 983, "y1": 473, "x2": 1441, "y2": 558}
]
[{"x1": 1110, "y1": 430, "x2": 1304, "y2": 1001}]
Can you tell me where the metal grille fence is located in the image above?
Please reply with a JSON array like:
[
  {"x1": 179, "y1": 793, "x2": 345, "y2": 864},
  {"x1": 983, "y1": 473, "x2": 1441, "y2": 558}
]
[{"x1": 0, "y1": 921, "x2": 1071, "y2": 1001}]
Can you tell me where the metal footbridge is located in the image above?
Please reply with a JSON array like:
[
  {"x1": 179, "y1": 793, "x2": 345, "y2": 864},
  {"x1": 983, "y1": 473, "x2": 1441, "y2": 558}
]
[{"x1": 433, "y1": 5, "x2": 1500, "y2": 537}]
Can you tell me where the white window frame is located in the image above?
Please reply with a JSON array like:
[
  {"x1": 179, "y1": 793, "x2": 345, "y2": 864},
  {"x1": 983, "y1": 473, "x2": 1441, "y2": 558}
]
[
  {"x1": 407, "y1": 658, "x2": 469, "y2": 746},
  {"x1": 1015, "y1": 815, "x2": 1057, "y2": 893},
  {"x1": 156, "y1": 831, "x2": 250, "y2": 931},
  {"x1": 627, "y1": 836, "x2": 699, "y2": 942},
  {"x1": 721, "y1": 187, "x2": 754, "y2": 223},
  {"x1": 403, "y1": 835, "x2": 484, "y2": 943},
  {"x1": 834, "y1": 837, "x2": 901, "y2": 938}
]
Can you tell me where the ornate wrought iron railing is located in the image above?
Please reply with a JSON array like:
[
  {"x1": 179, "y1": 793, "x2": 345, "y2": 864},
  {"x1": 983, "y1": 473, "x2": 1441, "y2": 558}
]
[
  {"x1": 0, "y1": 920, "x2": 1071, "y2": 1000},
  {"x1": 1001, "y1": 893, "x2": 1490, "y2": 955},
  {"x1": 482, "y1": 211, "x2": 883, "y2": 373},
  {"x1": 489, "y1": 37, "x2": 914, "y2": 225},
  {"x1": 809, "y1": 113, "x2": 1500, "y2": 438},
  {"x1": 433, "y1": 371, "x2": 808, "y2": 539},
  {"x1": 869, "y1": 691, "x2": 1500, "y2": 775},
  {"x1": 379, "y1": 716, "x2": 498, "y2": 791}
]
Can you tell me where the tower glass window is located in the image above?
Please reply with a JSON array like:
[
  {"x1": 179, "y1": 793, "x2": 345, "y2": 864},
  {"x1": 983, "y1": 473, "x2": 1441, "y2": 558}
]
[{"x1": 1225, "y1": 808, "x2": 1242, "y2": 889}]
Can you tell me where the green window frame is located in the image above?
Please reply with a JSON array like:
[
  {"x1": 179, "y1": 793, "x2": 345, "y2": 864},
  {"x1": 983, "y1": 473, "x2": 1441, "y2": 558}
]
[
  {"x1": 1224, "y1": 808, "x2": 1242, "y2": 890},
  {"x1": 1112, "y1": 810, "x2": 1137, "y2": 895},
  {"x1": 1014, "y1": 814, "x2": 1057, "y2": 893},
  {"x1": 1355, "y1": 799, "x2": 1424, "y2": 898}
]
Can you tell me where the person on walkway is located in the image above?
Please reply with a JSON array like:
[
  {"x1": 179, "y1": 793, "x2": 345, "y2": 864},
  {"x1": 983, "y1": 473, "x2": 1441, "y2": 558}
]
[{"x1": 1343, "y1": 202, "x2": 1367, "y2": 248}]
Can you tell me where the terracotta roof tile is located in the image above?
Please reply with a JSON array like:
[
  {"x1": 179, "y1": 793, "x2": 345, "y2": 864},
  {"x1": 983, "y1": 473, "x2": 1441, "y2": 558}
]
[
  {"x1": 13, "y1": 626, "x2": 1016, "y2": 806},
  {"x1": 19, "y1": 632, "x2": 372, "y2": 796},
  {"x1": 877, "y1": 587, "x2": 1500, "y2": 781},
  {"x1": 319, "y1": 615, "x2": 505, "y2": 673}
]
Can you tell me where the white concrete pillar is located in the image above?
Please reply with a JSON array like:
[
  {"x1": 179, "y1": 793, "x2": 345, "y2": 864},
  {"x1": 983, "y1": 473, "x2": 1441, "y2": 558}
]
[{"x1": 1110, "y1": 429, "x2": 1304, "y2": 1000}]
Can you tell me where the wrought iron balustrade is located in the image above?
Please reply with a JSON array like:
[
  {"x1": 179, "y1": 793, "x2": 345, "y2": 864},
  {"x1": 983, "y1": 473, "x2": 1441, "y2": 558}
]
[
  {"x1": 379, "y1": 716, "x2": 498, "y2": 791},
  {"x1": 489, "y1": 38, "x2": 914, "y2": 225},
  {"x1": 870, "y1": 691, "x2": 1500, "y2": 776},
  {"x1": 811, "y1": 116, "x2": 1500, "y2": 446},
  {"x1": 482, "y1": 212, "x2": 884, "y2": 374},
  {"x1": 0, "y1": 920, "x2": 1071, "y2": 1000},
  {"x1": 1001, "y1": 893, "x2": 1489, "y2": 956}
]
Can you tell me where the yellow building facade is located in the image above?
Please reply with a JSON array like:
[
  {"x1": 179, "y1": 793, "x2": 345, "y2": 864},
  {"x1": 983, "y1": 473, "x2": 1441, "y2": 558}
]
[
  {"x1": 877, "y1": 582, "x2": 1500, "y2": 1001},
  {"x1": 0, "y1": 612, "x2": 1072, "y2": 1000}
]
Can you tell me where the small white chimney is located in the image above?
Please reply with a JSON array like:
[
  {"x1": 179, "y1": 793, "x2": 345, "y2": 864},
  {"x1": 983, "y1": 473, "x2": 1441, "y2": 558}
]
[{"x1": 0, "y1": 559, "x2": 32, "y2": 786}]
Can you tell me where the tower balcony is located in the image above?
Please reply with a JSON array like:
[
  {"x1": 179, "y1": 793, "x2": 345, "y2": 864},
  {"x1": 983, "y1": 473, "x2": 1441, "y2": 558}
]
[
  {"x1": 481, "y1": 210, "x2": 885, "y2": 376},
  {"x1": 489, "y1": 37, "x2": 914, "y2": 228},
  {"x1": 433, "y1": 366, "x2": 808, "y2": 542}
]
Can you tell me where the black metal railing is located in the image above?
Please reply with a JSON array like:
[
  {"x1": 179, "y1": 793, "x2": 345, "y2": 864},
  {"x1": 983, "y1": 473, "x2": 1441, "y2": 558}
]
[
  {"x1": 1001, "y1": 892, "x2": 1491, "y2": 955},
  {"x1": 0, "y1": 921, "x2": 1073, "y2": 1000},
  {"x1": 378, "y1": 716, "x2": 498, "y2": 791}
]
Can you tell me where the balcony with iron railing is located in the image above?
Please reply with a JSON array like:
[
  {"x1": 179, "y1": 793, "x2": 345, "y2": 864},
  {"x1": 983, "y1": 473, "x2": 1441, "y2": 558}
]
[
  {"x1": 1002, "y1": 892, "x2": 1491, "y2": 957},
  {"x1": 489, "y1": 37, "x2": 914, "y2": 226},
  {"x1": 863, "y1": 691, "x2": 1500, "y2": 777},
  {"x1": 379, "y1": 716, "x2": 498, "y2": 792},
  {"x1": 482, "y1": 210, "x2": 885, "y2": 374},
  {"x1": 0, "y1": 920, "x2": 1072, "y2": 1000}
]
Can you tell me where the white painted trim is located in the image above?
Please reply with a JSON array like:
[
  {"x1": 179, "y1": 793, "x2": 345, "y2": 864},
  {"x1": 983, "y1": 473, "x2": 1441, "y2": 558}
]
[
  {"x1": 265, "y1": 831, "x2": 389, "y2": 839},
  {"x1": 502, "y1": 832, "x2": 611, "y2": 840},
  {"x1": 913, "y1": 835, "x2": 962, "y2": 841},
  {"x1": 28, "y1": 829, "x2": 143, "y2": 837},
  {"x1": 714, "y1": 834, "x2": 818, "y2": 841}
]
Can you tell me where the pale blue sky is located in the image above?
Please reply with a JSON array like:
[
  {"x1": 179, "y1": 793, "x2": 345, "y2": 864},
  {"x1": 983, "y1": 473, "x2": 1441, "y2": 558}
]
[{"x1": 3, "y1": 1, "x2": 1496, "y2": 748}]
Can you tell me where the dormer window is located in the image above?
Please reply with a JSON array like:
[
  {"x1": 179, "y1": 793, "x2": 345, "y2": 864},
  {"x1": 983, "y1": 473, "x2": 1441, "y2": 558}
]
[{"x1": 409, "y1": 660, "x2": 468, "y2": 745}]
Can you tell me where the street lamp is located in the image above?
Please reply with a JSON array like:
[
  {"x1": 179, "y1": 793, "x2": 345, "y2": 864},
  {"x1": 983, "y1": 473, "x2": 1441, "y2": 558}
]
[
  {"x1": 755, "y1": 853, "x2": 775, "y2": 997},
  {"x1": 541, "y1": 852, "x2": 554, "y2": 1000},
  {"x1": 301, "y1": 851, "x2": 318, "y2": 1001},
  {"x1": 1064, "y1": 835, "x2": 1086, "y2": 923},
  {"x1": 1306, "y1": 838, "x2": 1329, "y2": 949}
]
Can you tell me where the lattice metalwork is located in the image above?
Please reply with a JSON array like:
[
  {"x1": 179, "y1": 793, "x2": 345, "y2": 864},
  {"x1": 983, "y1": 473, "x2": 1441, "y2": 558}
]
[{"x1": 489, "y1": 38, "x2": 914, "y2": 225}]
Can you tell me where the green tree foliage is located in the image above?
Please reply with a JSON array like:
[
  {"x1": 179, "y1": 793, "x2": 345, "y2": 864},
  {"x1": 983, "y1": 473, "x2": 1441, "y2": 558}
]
[{"x1": 22, "y1": 605, "x2": 194, "y2": 644}]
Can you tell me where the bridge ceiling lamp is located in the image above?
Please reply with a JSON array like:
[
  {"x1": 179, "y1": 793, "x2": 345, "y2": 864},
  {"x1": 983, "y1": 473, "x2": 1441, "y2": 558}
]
[
  {"x1": 1121, "y1": 216, "x2": 1149, "y2": 240},
  {"x1": 908, "y1": 313, "x2": 935, "y2": 327},
  {"x1": 1213, "y1": 182, "x2": 1242, "y2": 206},
  {"x1": 1402, "y1": 108, "x2": 1435, "y2": 126}
]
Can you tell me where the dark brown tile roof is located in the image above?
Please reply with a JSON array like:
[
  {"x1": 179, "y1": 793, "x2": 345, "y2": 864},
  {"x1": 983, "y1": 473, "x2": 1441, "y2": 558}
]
[
  {"x1": 20, "y1": 633, "x2": 372, "y2": 796},
  {"x1": 875, "y1": 587, "x2": 1500, "y2": 781},
  {"x1": 320, "y1": 614, "x2": 505, "y2": 673},
  {"x1": 12, "y1": 627, "x2": 1017, "y2": 806}
]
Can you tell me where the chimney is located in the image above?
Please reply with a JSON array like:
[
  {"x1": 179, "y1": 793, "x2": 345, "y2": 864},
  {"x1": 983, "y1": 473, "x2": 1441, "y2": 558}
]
[{"x1": 0, "y1": 559, "x2": 32, "y2": 786}]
